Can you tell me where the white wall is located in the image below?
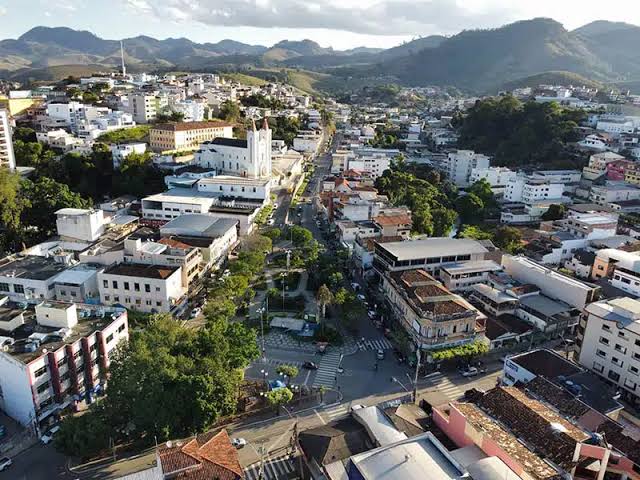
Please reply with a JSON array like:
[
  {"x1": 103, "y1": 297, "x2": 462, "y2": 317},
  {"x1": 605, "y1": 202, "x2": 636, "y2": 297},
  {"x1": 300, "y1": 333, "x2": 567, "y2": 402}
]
[{"x1": 0, "y1": 353, "x2": 36, "y2": 426}]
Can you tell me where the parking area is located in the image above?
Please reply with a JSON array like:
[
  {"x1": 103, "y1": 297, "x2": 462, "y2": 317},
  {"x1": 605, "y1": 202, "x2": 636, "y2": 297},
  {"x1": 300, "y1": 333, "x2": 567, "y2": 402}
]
[{"x1": 0, "y1": 411, "x2": 37, "y2": 460}]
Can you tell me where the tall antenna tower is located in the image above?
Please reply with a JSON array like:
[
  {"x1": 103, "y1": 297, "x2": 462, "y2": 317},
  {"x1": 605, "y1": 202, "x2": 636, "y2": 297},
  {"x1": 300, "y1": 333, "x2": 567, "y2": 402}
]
[{"x1": 120, "y1": 40, "x2": 126, "y2": 76}]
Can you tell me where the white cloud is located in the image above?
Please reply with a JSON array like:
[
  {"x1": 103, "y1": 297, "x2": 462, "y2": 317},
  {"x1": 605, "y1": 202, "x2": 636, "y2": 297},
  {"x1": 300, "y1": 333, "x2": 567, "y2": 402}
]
[{"x1": 0, "y1": 6, "x2": 7, "y2": 15}]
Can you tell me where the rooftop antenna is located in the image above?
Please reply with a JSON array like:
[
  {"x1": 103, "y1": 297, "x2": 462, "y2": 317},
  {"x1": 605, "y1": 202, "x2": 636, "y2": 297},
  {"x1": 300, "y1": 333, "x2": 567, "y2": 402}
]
[{"x1": 120, "y1": 40, "x2": 127, "y2": 77}]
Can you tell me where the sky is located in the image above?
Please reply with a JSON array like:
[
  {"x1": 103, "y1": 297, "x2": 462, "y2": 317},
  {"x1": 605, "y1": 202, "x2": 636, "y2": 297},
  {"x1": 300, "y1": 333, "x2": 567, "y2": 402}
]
[{"x1": 1, "y1": 0, "x2": 640, "y2": 50}]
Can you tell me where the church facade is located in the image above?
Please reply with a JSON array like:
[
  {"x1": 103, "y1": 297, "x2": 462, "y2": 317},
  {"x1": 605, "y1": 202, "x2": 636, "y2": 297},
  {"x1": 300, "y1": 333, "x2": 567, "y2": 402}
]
[{"x1": 195, "y1": 119, "x2": 272, "y2": 179}]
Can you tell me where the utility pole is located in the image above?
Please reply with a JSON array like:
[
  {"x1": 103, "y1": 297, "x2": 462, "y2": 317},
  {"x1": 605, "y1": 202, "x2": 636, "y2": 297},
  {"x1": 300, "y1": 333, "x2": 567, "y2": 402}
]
[{"x1": 412, "y1": 349, "x2": 421, "y2": 404}]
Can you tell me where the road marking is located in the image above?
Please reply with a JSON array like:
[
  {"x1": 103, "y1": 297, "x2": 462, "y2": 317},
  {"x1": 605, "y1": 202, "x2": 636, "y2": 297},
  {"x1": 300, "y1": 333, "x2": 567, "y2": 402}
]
[
  {"x1": 314, "y1": 409, "x2": 327, "y2": 425},
  {"x1": 303, "y1": 370, "x2": 311, "y2": 386},
  {"x1": 268, "y1": 424, "x2": 294, "y2": 452}
]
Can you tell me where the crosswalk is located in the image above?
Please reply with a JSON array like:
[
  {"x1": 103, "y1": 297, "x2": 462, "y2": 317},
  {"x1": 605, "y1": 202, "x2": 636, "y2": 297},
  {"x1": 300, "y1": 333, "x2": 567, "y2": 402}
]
[
  {"x1": 312, "y1": 351, "x2": 342, "y2": 388},
  {"x1": 357, "y1": 337, "x2": 393, "y2": 352},
  {"x1": 320, "y1": 403, "x2": 351, "y2": 422},
  {"x1": 263, "y1": 358, "x2": 304, "y2": 368},
  {"x1": 244, "y1": 455, "x2": 297, "y2": 480},
  {"x1": 425, "y1": 372, "x2": 465, "y2": 400}
]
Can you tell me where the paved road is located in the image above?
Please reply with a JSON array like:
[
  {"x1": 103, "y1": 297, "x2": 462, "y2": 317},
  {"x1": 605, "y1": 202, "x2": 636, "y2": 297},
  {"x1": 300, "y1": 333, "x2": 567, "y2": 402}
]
[{"x1": 0, "y1": 443, "x2": 72, "y2": 480}]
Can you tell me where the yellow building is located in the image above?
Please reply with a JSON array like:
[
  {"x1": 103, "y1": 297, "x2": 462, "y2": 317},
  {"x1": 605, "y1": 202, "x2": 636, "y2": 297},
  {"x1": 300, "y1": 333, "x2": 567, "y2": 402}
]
[{"x1": 149, "y1": 121, "x2": 234, "y2": 153}]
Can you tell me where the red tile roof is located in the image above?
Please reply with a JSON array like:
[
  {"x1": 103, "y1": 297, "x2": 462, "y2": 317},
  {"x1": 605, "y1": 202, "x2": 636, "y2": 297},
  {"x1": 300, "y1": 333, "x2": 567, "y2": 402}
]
[
  {"x1": 373, "y1": 214, "x2": 412, "y2": 226},
  {"x1": 158, "y1": 237, "x2": 194, "y2": 250},
  {"x1": 158, "y1": 429, "x2": 243, "y2": 480}
]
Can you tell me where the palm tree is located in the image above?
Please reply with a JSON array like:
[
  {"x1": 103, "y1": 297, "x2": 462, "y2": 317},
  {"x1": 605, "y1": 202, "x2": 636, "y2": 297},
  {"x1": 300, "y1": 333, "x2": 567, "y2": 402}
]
[{"x1": 317, "y1": 284, "x2": 334, "y2": 324}]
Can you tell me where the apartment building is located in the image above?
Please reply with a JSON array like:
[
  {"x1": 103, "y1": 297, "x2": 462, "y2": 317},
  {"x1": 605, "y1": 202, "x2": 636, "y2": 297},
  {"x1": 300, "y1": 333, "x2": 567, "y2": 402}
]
[
  {"x1": 97, "y1": 263, "x2": 186, "y2": 313},
  {"x1": 445, "y1": 150, "x2": 490, "y2": 187},
  {"x1": 439, "y1": 260, "x2": 502, "y2": 291},
  {"x1": 0, "y1": 301, "x2": 128, "y2": 431},
  {"x1": 381, "y1": 269, "x2": 484, "y2": 353},
  {"x1": 149, "y1": 121, "x2": 234, "y2": 153},
  {"x1": 583, "y1": 152, "x2": 626, "y2": 180},
  {"x1": 578, "y1": 297, "x2": 640, "y2": 409},
  {"x1": 127, "y1": 92, "x2": 168, "y2": 123},
  {"x1": 469, "y1": 166, "x2": 516, "y2": 194},
  {"x1": 0, "y1": 109, "x2": 15, "y2": 170},
  {"x1": 503, "y1": 175, "x2": 565, "y2": 203},
  {"x1": 590, "y1": 182, "x2": 640, "y2": 206}
]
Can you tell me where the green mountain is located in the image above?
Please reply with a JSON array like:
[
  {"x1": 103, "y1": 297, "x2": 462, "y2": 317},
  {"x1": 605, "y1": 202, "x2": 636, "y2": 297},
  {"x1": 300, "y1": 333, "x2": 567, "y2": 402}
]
[{"x1": 3, "y1": 20, "x2": 640, "y2": 93}]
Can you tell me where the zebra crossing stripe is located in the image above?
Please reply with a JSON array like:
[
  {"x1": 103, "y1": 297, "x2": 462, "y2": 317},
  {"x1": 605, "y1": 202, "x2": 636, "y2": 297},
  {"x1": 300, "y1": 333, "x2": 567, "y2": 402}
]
[{"x1": 244, "y1": 456, "x2": 294, "y2": 480}]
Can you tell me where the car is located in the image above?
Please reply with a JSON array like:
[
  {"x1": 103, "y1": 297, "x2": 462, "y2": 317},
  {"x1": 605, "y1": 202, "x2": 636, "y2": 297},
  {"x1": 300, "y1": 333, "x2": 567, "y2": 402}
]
[
  {"x1": 356, "y1": 294, "x2": 366, "y2": 302},
  {"x1": 267, "y1": 219, "x2": 275, "y2": 225},
  {"x1": 460, "y1": 366, "x2": 478, "y2": 378},
  {"x1": 350, "y1": 404, "x2": 366, "y2": 412},
  {"x1": 367, "y1": 310, "x2": 376, "y2": 319},
  {"x1": 231, "y1": 438, "x2": 247, "y2": 449},
  {"x1": 0, "y1": 457, "x2": 11, "y2": 472},
  {"x1": 303, "y1": 361, "x2": 319, "y2": 370},
  {"x1": 376, "y1": 349, "x2": 385, "y2": 360},
  {"x1": 273, "y1": 203, "x2": 279, "y2": 209},
  {"x1": 190, "y1": 307, "x2": 202, "y2": 318},
  {"x1": 351, "y1": 282, "x2": 361, "y2": 291},
  {"x1": 41, "y1": 425, "x2": 60, "y2": 444}
]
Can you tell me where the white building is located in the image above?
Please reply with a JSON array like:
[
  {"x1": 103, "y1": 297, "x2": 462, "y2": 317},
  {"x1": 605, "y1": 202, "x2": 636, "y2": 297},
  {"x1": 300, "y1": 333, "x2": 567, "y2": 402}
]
[
  {"x1": 56, "y1": 208, "x2": 106, "y2": 243},
  {"x1": 293, "y1": 131, "x2": 322, "y2": 154},
  {"x1": 0, "y1": 301, "x2": 128, "y2": 430},
  {"x1": 469, "y1": 167, "x2": 516, "y2": 195},
  {"x1": 110, "y1": 142, "x2": 147, "y2": 169},
  {"x1": 126, "y1": 92, "x2": 168, "y2": 123},
  {"x1": 578, "y1": 297, "x2": 640, "y2": 408},
  {"x1": 160, "y1": 214, "x2": 238, "y2": 269},
  {"x1": 97, "y1": 263, "x2": 186, "y2": 313},
  {"x1": 46, "y1": 101, "x2": 108, "y2": 132},
  {"x1": 578, "y1": 134, "x2": 609, "y2": 151},
  {"x1": 583, "y1": 152, "x2": 626, "y2": 181},
  {"x1": 504, "y1": 176, "x2": 565, "y2": 203},
  {"x1": 590, "y1": 182, "x2": 640, "y2": 206},
  {"x1": 445, "y1": 150, "x2": 490, "y2": 187},
  {"x1": 0, "y1": 109, "x2": 16, "y2": 170},
  {"x1": 349, "y1": 147, "x2": 396, "y2": 179},
  {"x1": 195, "y1": 121, "x2": 272, "y2": 179},
  {"x1": 0, "y1": 255, "x2": 69, "y2": 302},
  {"x1": 501, "y1": 255, "x2": 599, "y2": 309}
]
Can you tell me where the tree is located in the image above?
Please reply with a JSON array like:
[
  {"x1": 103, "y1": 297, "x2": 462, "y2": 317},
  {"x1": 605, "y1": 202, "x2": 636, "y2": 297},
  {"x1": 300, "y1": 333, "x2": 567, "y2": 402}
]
[
  {"x1": 263, "y1": 228, "x2": 281, "y2": 250},
  {"x1": 220, "y1": 100, "x2": 241, "y2": 123},
  {"x1": 455, "y1": 193, "x2": 485, "y2": 224},
  {"x1": 541, "y1": 204, "x2": 566, "y2": 221},
  {"x1": 276, "y1": 365, "x2": 299, "y2": 379},
  {"x1": 13, "y1": 140, "x2": 44, "y2": 167},
  {"x1": 493, "y1": 226, "x2": 523, "y2": 253},
  {"x1": 0, "y1": 168, "x2": 25, "y2": 252},
  {"x1": 265, "y1": 387, "x2": 293, "y2": 407},
  {"x1": 468, "y1": 179, "x2": 496, "y2": 209},
  {"x1": 317, "y1": 284, "x2": 334, "y2": 321},
  {"x1": 12, "y1": 127, "x2": 37, "y2": 143},
  {"x1": 57, "y1": 316, "x2": 259, "y2": 458},
  {"x1": 328, "y1": 272, "x2": 343, "y2": 289},
  {"x1": 289, "y1": 225, "x2": 313, "y2": 247},
  {"x1": 459, "y1": 225, "x2": 494, "y2": 241},
  {"x1": 20, "y1": 177, "x2": 92, "y2": 240},
  {"x1": 334, "y1": 287, "x2": 350, "y2": 305}
]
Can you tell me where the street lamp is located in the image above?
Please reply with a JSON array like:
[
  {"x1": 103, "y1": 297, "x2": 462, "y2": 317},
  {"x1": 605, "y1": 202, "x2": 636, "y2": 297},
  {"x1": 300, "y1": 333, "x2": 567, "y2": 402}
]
[
  {"x1": 280, "y1": 372, "x2": 289, "y2": 387},
  {"x1": 281, "y1": 272, "x2": 287, "y2": 309},
  {"x1": 260, "y1": 369, "x2": 269, "y2": 390},
  {"x1": 257, "y1": 307, "x2": 266, "y2": 361},
  {"x1": 391, "y1": 376, "x2": 411, "y2": 394}
]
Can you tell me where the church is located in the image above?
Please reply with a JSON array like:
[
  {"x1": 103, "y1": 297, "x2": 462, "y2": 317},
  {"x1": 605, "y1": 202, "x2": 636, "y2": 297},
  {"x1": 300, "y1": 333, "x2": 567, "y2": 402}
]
[{"x1": 195, "y1": 118, "x2": 272, "y2": 179}]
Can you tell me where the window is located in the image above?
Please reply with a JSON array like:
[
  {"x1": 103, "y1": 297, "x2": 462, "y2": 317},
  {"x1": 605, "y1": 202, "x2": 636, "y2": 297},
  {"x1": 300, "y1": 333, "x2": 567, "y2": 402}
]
[
  {"x1": 630, "y1": 365, "x2": 640, "y2": 375},
  {"x1": 596, "y1": 349, "x2": 607, "y2": 358},
  {"x1": 90, "y1": 343, "x2": 97, "y2": 352},
  {"x1": 145, "y1": 284, "x2": 151, "y2": 293},
  {"x1": 593, "y1": 361, "x2": 604, "y2": 373},
  {"x1": 112, "y1": 281, "x2": 118, "y2": 289},
  {"x1": 106, "y1": 334, "x2": 114, "y2": 343},
  {"x1": 73, "y1": 350, "x2": 82, "y2": 359},
  {"x1": 76, "y1": 365, "x2": 84, "y2": 374},
  {"x1": 612, "y1": 357, "x2": 624, "y2": 367},
  {"x1": 57, "y1": 357, "x2": 66, "y2": 367},
  {"x1": 156, "y1": 287, "x2": 161, "y2": 292},
  {"x1": 156, "y1": 301, "x2": 162, "y2": 307},
  {"x1": 124, "y1": 282, "x2": 130, "y2": 291},
  {"x1": 134, "y1": 283, "x2": 140, "y2": 292},
  {"x1": 114, "y1": 296, "x2": 120, "y2": 302},
  {"x1": 36, "y1": 382, "x2": 50, "y2": 394},
  {"x1": 118, "y1": 324, "x2": 126, "y2": 333},
  {"x1": 608, "y1": 370, "x2": 621, "y2": 382},
  {"x1": 615, "y1": 344, "x2": 627, "y2": 354},
  {"x1": 146, "y1": 299, "x2": 151, "y2": 305},
  {"x1": 34, "y1": 366, "x2": 47, "y2": 378},
  {"x1": 103, "y1": 280, "x2": 108, "y2": 288},
  {"x1": 0, "y1": 283, "x2": 9, "y2": 292},
  {"x1": 14, "y1": 284, "x2": 24, "y2": 294},
  {"x1": 599, "y1": 336, "x2": 610, "y2": 346},
  {"x1": 602, "y1": 324, "x2": 611, "y2": 332},
  {"x1": 60, "y1": 372, "x2": 70, "y2": 382},
  {"x1": 104, "y1": 295, "x2": 110, "y2": 301},
  {"x1": 624, "y1": 379, "x2": 636, "y2": 391}
]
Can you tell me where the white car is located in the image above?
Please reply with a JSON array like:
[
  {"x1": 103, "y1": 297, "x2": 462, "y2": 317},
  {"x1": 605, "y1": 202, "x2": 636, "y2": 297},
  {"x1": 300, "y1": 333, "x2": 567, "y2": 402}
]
[
  {"x1": 357, "y1": 294, "x2": 366, "y2": 302},
  {"x1": 460, "y1": 367, "x2": 478, "y2": 378},
  {"x1": 350, "y1": 404, "x2": 366, "y2": 412},
  {"x1": 190, "y1": 307, "x2": 202, "y2": 318},
  {"x1": 267, "y1": 219, "x2": 275, "y2": 226},
  {"x1": 41, "y1": 425, "x2": 60, "y2": 444},
  {"x1": 231, "y1": 438, "x2": 247, "y2": 449},
  {"x1": 0, "y1": 457, "x2": 11, "y2": 472}
]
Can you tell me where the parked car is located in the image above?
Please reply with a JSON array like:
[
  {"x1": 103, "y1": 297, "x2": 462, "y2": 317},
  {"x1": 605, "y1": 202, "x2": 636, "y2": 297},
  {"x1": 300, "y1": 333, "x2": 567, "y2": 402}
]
[
  {"x1": 0, "y1": 457, "x2": 11, "y2": 472},
  {"x1": 231, "y1": 438, "x2": 247, "y2": 449},
  {"x1": 459, "y1": 366, "x2": 478, "y2": 378},
  {"x1": 190, "y1": 307, "x2": 202, "y2": 318},
  {"x1": 367, "y1": 310, "x2": 376, "y2": 319},
  {"x1": 351, "y1": 282, "x2": 361, "y2": 291},
  {"x1": 356, "y1": 294, "x2": 366, "y2": 302},
  {"x1": 41, "y1": 425, "x2": 60, "y2": 444},
  {"x1": 350, "y1": 404, "x2": 366, "y2": 412},
  {"x1": 268, "y1": 219, "x2": 275, "y2": 226},
  {"x1": 376, "y1": 349, "x2": 385, "y2": 360},
  {"x1": 303, "y1": 361, "x2": 319, "y2": 370}
]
